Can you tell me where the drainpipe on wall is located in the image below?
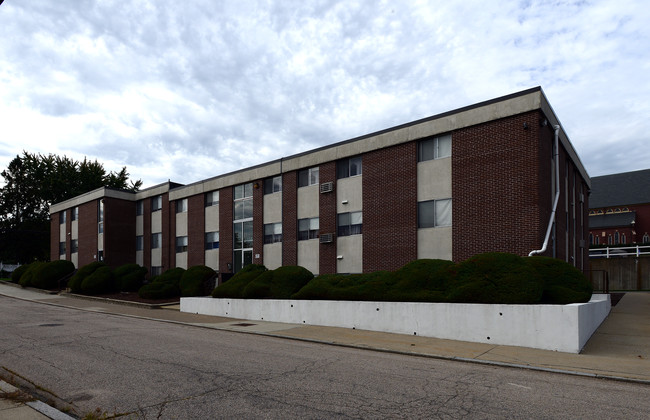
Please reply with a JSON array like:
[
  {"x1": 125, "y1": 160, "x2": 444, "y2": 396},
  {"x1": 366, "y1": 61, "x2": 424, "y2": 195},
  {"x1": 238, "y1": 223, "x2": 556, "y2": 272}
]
[{"x1": 529, "y1": 124, "x2": 561, "y2": 257}]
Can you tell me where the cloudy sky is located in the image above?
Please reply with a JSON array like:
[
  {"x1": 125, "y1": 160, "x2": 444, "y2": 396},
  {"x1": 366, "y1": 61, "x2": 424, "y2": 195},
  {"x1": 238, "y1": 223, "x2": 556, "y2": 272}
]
[{"x1": 1, "y1": 0, "x2": 648, "y2": 189}]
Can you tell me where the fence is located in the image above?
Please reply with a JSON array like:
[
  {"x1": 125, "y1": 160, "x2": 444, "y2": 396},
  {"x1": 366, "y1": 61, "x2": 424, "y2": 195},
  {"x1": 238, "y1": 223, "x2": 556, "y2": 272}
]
[{"x1": 589, "y1": 253, "x2": 650, "y2": 291}]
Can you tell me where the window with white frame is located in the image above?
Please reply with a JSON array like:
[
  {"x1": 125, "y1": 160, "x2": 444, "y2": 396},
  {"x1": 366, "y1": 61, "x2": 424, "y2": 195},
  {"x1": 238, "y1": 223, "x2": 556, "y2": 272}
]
[
  {"x1": 175, "y1": 198, "x2": 187, "y2": 213},
  {"x1": 264, "y1": 176, "x2": 282, "y2": 194},
  {"x1": 264, "y1": 223, "x2": 282, "y2": 244},
  {"x1": 298, "y1": 167, "x2": 319, "y2": 187},
  {"x1": 151, "y1": 195, "x2": 162, "y2": 212},
  {"x1": 298, "y1": 217, "x2": 319, "y2": 240},
  {"x1": 151, "y1": 233, "x2": 162, "y2": 249},
  {"x1": 98, "y1": 200, "x2": 104, "y2": 234},
  {"x1": 337, "y1": 212, "x2": 362, "y2": 236},
  {"x1": 205, "y1": 191, "x2": 219, "y2": 207},
  {"x1": 233, "y1": 183, "x2": 254, "y2": 273},
  {"x1": 175, "y1": 236, "x2": 188, "y2": 253},
  {"x1": 136, "y1": 235, "x2": 144, "y2": 251},
  {"x1": 418, "y1": 199, "x2": 452, "y2": 228},
  {"x1": 418, "y1": 134, "x2": 452, "y2": 162},
  {"x1": 205, "y1": 231, "x2": 219, "y2": 250},
  {"x1": 336, "y1": 156, "x2": 362, "y2": 179}
]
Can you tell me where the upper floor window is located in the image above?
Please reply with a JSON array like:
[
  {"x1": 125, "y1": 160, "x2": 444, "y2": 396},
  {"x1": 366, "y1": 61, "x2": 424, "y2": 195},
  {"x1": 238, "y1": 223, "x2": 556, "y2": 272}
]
[
  {"x1": 298, "y1": 217, "x2": 319, "y2": 240},
  {"x1": 136, "y1": 235, "x2": 144, "y2": 251},
  {"x1": 337, "y1": 212, "x2": 362, "y2": 236},
  {"x1": 298, "y1": 167, "x2": 319, "y2": 187},
  {"x1": 151, "y1": 233, "x2": 162, "y2": 249},
  {"x1": 70, "y1": 240, "x2": 78, "y2": 254},
  {"x1": 205, "y1": 231, "x2": 219, "y2": 250},
  {"x1": 264, "y1": 176, "x2": 282, "y2": 194},
  {"x1": 643, "y1": 233, "x2": 650, "y2": 244},
  {"x1": 59, "y1": 241, "x2": 66, "y2": 255},
  {"x1": 234, "y1": 183, "x2": 253, "y2": 200},
  {"x1": 234, "y1": 183, "x2": 253, "y2": 221},
  {"x1": 175, "y1": 236, "x2": 188, "y2": 253},
  {"x1": 264, "y1": 223, "x2": 283, "y2": 244},
  {"x1": 418, "y1": 134, "x2": 452, "y2": 162},
  {"x1": 71, "y1": 207, "x2": 78, "y2": 221},
  {"x1": 418, "y1": 199, "x2": 452, "y2": 228},
  {"x1": 175, "y1": 198, "x2": 188, "y2": 213},
  {"x1": 98, "y1": 200, "x2": 104, "y2": 233},
  {"x1": 136, "y1": 200, "x2": 144, "y2": 216},
  {"x1": 151, "y1": 195, "x2": 162, "y2": 212},
  {"x1": 205, "y1": 191, "x2": 219, "y2": 207},
  {"x1": 337, "y1": 156, "x2": 362, "y2": 179},
  {"x1": 60, "y1": 210, "x2": 66, "y2": 224}
]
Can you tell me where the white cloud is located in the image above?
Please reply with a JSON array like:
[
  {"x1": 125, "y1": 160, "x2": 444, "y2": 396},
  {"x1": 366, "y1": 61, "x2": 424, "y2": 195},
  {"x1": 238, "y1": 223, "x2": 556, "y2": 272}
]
[{"x1": 1, "y1": 0, "x2": 649, "y2": 189}]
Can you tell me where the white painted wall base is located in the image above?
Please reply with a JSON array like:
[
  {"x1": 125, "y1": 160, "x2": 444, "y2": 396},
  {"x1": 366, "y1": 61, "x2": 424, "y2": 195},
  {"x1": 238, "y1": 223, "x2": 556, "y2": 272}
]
[{"x1": 181, "y1": 294, "x2": 611, "y2": 353}]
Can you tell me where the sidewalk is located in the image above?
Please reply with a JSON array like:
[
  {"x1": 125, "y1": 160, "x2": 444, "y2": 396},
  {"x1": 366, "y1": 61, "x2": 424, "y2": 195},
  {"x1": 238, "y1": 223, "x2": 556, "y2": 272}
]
[{"x1": 1, "y1": 283, "x2": 649, "y2": 418}]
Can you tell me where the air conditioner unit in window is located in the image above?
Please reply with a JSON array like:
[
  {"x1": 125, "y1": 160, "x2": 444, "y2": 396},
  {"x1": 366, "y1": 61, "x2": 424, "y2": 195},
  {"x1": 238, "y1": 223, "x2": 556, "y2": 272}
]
[
  {"x1": 320, "y1": 182, "x2": 334, "y2": 193},
  {"x1": 319, "y1": 233, "x2": 333, "y2": 243}
]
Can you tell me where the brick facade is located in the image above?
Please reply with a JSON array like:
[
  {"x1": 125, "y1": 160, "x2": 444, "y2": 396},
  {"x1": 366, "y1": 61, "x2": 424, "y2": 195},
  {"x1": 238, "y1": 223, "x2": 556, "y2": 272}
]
[
  {"x1": 219, "y1": 186, "x2": 234, "y2": 278},
  {"x1": 78, "y1": 200, "x2": 98, "y2": 267},
  {"x1": 50, "y1": 214, "x2": 59, "y2": 262},
  {"x1": 187, "y1": 194, "x2": 206, "y2": 267},
  {"x1": 282, "y1": 171, "x2": 298, "y2": 266},
  {"x1": 363, "y1": 142, "x2": 418, "y2": 272},
  {"x1": 253, "y1": 180, "x2": 264, "y2": 265},
  {"x1": 319, "y1": 162, "x2": 337, "y2": 274},
  {"x1": 103, "y1": 198, "x2": 136, "y2": 268}
]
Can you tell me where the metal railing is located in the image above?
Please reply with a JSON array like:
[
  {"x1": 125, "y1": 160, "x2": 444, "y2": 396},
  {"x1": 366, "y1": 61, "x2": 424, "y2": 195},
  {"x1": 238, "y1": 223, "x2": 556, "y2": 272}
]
[{"x1": 589, "y1": 245, "x2": 650, "y2": 258}]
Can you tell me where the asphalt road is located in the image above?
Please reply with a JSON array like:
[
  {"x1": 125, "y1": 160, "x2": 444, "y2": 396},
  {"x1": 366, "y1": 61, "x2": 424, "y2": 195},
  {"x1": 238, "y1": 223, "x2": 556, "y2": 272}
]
[{"x1": 1, "y1": 296, "x2": 649, "y2": 419}]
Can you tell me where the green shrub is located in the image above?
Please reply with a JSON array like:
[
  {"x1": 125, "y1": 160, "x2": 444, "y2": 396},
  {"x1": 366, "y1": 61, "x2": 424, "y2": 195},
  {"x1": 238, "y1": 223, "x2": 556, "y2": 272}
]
[
  {"x1": 80, "y1": 266, "x2": 116, "y2": 295},
  {"x1": 212, "y1": 264, "x2": 267, "y2": 298},
  {"x1": 447, "y1": 253, "x2": 543, "y2": 304},
  {"x1": 292, "y1": 271, "x2": 394, "y2": 301},
  {"x1": 19, "y1": 262, "x2": 46, "y2": 288},
  {"x1": 11, "y1": 263, "x2": 31, "y2": 284},
  {"x1": 525, "y1": 256, "x2": 593, "y2": 304},
  {"x1": 180, "y1": 265, "x2": 216, "y2": 297},
  {"x1": 154, "y1": 267, "x2": 185, "y2": 286},
  {"x1": 68, "y1": 262, "x2": 106, "y2": 293},
  {"x1": 242, "y1": 266, "x2": 314, "y2": 299},
  {"x1": 138, "y1": 282, "x2": 180, "y2": 300},
  {"x1": 31, "y1": 260, "x2": 75, "y2": 290},
  {"x1": 387, "y1": 259, "x2": 455, "y2": 302},
  {"x1": 114, "y1": 264, "x2": 148, "y2": 292}
]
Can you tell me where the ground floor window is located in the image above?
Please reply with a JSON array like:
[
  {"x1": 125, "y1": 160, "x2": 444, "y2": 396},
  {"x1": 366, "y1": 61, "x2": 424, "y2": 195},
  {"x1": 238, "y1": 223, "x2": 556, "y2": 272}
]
[
  {"x1": 418, "y1": 199, "x2": 452, "y2": 228},
  {"x1": 175, "y1": 236, "x2": 188, "y2": 253},
  {"x1": 205, "y1": 231, "x2": 219, "y2": 250},
  {"x1": 59, "y1": 241, "x2": 65, "y2": 255},
  {"x1": 264, "y1": 223, "x2": 282, "y2": 244},
  {"x1": 337, "y1": 212, "x2": 362, "y2": 236},
  {"x1": 71, "y1": 240, "x2": 78, "y2": 254},
  {"x1": 298, "y1": 217, "x2": 319, "y2": 240},
  {"x1": 233, "y1": 221, "x2": 253, "y2": 273}
]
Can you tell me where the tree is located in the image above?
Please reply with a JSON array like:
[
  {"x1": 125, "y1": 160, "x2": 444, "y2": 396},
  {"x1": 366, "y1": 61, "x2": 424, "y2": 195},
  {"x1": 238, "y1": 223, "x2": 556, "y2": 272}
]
[{"x1": 0, "y1": 151, "x2": 142, "y2": 263}]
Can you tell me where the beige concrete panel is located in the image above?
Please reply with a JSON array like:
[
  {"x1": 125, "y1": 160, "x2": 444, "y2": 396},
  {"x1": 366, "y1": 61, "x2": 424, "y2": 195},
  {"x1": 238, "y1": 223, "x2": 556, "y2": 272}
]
[
  {"x1": 337, "y1": 235, "x2": 363, "y2": 273},
  {"x1": 297, "y1": 240, "x2": 319, "y2": 275},
  {"x1": 151, "y1": 211, "x2": 162, "y2": 233},
  {"x1": 98, "y1": 233, "x2": 104, "y2": 251},
  {"x1": 59, "y1": 224, "x2": 66, "y2": 242},
  {"x1": 263, "y1": 243, "x2": 282, "y2": 270},
  {"x1": 151, "y1": 248, "x2": 161, "y2": 266},
  {"x1": 71, "y1": 253, "x2": 78, "y2": 269},
  {"x1": 263, "y1": 192, "x2": 282, "y2": 224},
  {"x1": 297, "y1": 185, "x2": 319, "y2": 218},
  {"x1": 205, "y1": 250, "x2": 219, "y2": 271},
  {"x1": 205, "y1": 205, "x2": 219, "y2": 232},
  {"x1": 417, "y1": 227, "x2": 452, "y2": 261},
  {"x1": 136, "y1": 251, "x2": 143, "y2": 266},
  {"x1": 417, "y1": 158, "x2": 452, "y2": 201},
  {"x1": 337, "y1": 176, "x2": 363, "y2": 213},
  {"x1": 134, "y1": 182, "x2": 172, "y2": 200},
  {"x1": 71, "y1": 220, "x2": 78, "y2": 239},
  {"x1": 136, "y1": 215, "x2": 144, "y2": 235},
  {"x1": 176, "y1": 252, "x2": 188, "y2": 269},
  {"x1": 51, "y1": 187, "x2": 135, "y2": 214},
  {"x1": 176, "y1": 212, "x2": 188, "y2": 236}
]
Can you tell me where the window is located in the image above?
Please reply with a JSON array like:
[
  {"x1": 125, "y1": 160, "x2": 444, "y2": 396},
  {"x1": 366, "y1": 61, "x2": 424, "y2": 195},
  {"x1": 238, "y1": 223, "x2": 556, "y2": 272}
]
[
  {"x1": 136, "y1": 236, "x2": 144, "y2": 251},
  {"x1": 233, "y1": 184, "x2": 254, "y2": 273},
  {"x1": 337, "y1": 156, "x2": 362, "y2": 179},
  {"x1": 98, "y1": 200, "x2": 104, "y2": 235},
  {"x1": 594, "y1": 235, "x2": 599, "y2": 245},
  {"x1": 607, "y1": 234, "x2": 613, "y2": 245},
  {"x1": 151, "y1": 195, "x2": 162, "y2": 212},
  {"x1": 589, "y1": 233, "x2": 593, "y2": 245},
  {"x1": 614, "y1": 232, "x2": 620, "y2": 245},
  {"x1": 205, "y1": 191, "x2": 219, "y2": 207},
  {"x1": 59, "y1": 241, "x2": 66, "y2": 255},
  {"x1": 72, "y1": 207, "x2": 78, "y2": 221},
  {"x1": 643, "y1": 233, "x2": 650, "y2": 244},
  {"x1": 264, "y1": 176, "x2": 282, "y2": 194},
  {"x1": 621, "y1": 233, "x2": 626, "y2": 244},
  {"x1": 337, "y1": 212, "x2": 362, "y2": 236},
  {"x1": 175, "y1": 236, "x2": 188, "y2": 253},
  {"x1": 60, "y1": 211, "x2": 66, "y2": 224},
  {"x1": 205, "y1": 231, "x2": 219, "y2": 250},
  {"x1": 234, "y1": 183, "x2": 253, "y2": 200},
  {"x1": 151, "y1": 233, "x2": 162, "y2": 249},
  {"x1": 264, "y1": 223, "x2": 283, "y2": 244},
  {"x1": 234, "y1": 183, "x2": 253, "y2": 220},
  {"x1": 418, "y1": 199, "x2": 452, "y2": 228},
  {"x1": 298, "y1": 167, "x2": 319, "y2": 187},
  {"x1": 71, "y1": 240, "x2": 78, "y2": 254},
  {"x1": 298, "y1": 218, "x2": 319, "y2": 240},
  {"x1": 418, "y1": 134, "x2": 452, "y2": 162},
  {"x1": 98, "y1": 250, "x2": 103, "y2": 262},
  {"x1": 136, "y1": 200, "x2": 143, "y2": 216},
  {"x1": 175, "y1": 198, "x2": 187, "y2": 213},
  {"x1": 151, "y1": 266, "x2": 163, "y2": 277}
]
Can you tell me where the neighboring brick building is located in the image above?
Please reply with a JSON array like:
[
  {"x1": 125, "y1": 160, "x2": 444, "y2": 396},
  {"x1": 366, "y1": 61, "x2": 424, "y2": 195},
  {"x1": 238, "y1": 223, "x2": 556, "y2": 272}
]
[
  {"x1": 50, "y1": 87, "x2": 591, "y2": 280},
  {"x1": 588, "y1": 169, "x2": 650, "y2": 246}
]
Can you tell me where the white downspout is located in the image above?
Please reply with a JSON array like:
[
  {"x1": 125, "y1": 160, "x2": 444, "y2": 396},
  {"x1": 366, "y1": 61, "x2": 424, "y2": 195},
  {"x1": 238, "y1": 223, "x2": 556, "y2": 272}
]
[{"x1": 529, "y1": 124, "x2": 561, "y2": 256}]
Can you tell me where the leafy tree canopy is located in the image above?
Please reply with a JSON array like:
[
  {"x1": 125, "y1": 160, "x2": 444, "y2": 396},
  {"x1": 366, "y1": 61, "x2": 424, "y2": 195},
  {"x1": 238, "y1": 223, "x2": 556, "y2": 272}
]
[{"x1": 0, "y1": 151, "x2": 142, "y2": 262}]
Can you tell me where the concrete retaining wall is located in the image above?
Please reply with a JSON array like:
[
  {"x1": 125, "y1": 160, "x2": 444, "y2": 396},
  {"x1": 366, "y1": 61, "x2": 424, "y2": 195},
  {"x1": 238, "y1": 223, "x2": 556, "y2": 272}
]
[{"x1": 181, "y1": 294, "x2": 611, "y2": 353}]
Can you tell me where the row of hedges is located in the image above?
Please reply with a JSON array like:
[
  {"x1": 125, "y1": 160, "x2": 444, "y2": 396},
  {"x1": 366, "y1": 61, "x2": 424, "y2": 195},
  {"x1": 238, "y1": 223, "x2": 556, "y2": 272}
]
[
  {"x1": 212, "y1": 253, "x2": 593, "y2": 305},
  {"x1": 10, "y1": 260, "x2": 75, "y2": 289},
  {"x1": 138, "y1": 265, "x2": 217, "y2": 299}
]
